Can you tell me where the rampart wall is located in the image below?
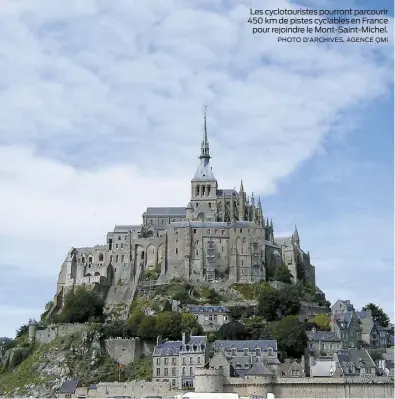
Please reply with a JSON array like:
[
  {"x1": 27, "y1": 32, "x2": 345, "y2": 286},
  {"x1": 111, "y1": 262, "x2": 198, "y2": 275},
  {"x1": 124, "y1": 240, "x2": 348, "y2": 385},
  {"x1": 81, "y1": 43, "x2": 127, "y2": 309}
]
[
  {"x1": 194, "y1": 369, "x2": 394, "y2": 398},
  {"x1": 90, "y1": 381, "x2": 177, "y2": 398},
  {"x1": 35, "y1": 323, "x2": 91, "y2": 344},
  {"x1": 104, "y1": 338, "x2": 142, "y2": 365}
]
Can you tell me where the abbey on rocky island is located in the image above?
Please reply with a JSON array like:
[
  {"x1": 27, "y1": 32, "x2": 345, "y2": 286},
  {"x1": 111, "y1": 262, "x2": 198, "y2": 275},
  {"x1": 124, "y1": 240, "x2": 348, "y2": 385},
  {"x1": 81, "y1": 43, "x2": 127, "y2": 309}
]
[{"x1": 51, "y1": 111, "x2": 315, "y2": 314}]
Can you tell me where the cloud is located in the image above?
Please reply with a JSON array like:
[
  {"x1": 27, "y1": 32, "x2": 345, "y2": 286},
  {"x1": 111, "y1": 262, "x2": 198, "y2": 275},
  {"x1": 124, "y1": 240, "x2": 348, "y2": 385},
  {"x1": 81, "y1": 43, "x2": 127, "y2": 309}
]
[{"x1": 0, "y1": 0, "x2": 393, "y2": 335}]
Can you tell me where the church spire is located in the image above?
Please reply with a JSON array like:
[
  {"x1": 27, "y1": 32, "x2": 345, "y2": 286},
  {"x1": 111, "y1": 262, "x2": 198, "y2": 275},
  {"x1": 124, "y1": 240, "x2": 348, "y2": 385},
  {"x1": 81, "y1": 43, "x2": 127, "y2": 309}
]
[
  {"x1": 200, "y1": 105, "x2": 210, "y2": 160},
  {"x1": 292, "y1": 225, "x2": 300, "y2": 246}
]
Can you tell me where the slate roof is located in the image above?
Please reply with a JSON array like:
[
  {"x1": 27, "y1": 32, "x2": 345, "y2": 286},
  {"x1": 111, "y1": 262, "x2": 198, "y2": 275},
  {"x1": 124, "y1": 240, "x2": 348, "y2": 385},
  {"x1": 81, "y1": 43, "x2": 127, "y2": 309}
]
[
  {"x1": 145, "y1": 207, "x2": 187, "y2": 217},
  {"x1": 306, "y1": 330, "x2": 341, "y2": 342},
  {"x1": 170, "y1": 220, "x2": 260, "y2": 229},
  {"x1": 217, "y1": 189, "x2": 238, "y2": 196},
  {"x1": 336, "y1": 349, "x2": 376, "y2": 372},
  {"x1": 246, "y1": 362, "x2": 274, "y2": 376},
  {"x1": 153, "y1": 336, "x2": 207, "y2": 356},
  {"x1": 59, "y1": 380, "x2": 79, "y2": 394},
  {"x1": 214, "y1": 340, "x2": 277, "y2": 352},
  {"x1": 188, "y1": 305, "x2": 230, "y2": 313},
  {"x1": 274, "y1": 237, "x2": 292, "y2": 246},
  {"x1": 113, "y1": 225, "x2": 141, "y2": 233},
  {"x1": 192, "y1": 158, "x2": 216, "y2": 181}
]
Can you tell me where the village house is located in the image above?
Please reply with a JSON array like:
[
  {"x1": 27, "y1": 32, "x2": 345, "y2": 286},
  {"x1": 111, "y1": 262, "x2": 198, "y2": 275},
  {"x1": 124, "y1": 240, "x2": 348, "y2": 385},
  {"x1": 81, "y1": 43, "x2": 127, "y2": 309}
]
[{"x1": 187, "y1": 305, "x2": 231, "y2": 332}]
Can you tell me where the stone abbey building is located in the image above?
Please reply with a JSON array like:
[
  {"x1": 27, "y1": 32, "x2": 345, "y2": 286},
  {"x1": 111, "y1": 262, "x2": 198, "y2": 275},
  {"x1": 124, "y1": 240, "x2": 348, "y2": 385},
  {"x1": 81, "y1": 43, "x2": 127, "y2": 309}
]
[{"x1": 51, "y1": 113, "x2": 315, "y2": 313}]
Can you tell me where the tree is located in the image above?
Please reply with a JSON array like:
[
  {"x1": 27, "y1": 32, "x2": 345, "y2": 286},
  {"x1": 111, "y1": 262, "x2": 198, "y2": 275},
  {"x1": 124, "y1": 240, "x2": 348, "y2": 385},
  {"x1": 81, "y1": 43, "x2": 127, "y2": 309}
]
[
  {"x1": 274, "y1": 264, "x2": 292, "y2": 284},
  {"x1": 312, "y1": 313, "x2": 331, "y2": 331},
  {"x1": 257, "y1": 285, "x2": 281, "y2": 322},
  {"x1": 163, "y1": 300, "x2": 172, "y2": 312},
  {"x1": 273, "y1": 315, "x2": 307, "y2": 358},
  {"x1": 156, "y1": 312, "x2": 182, "y2": 340},
  {"x1": 137, "y1": 315, "x2": 157, "y2": 340},
  {"x1": 15, "y1": 324, "x2": 29, "y2": 338},
  {"x1": 278, "y1": 286, "x2": 301, "y2": 317},
  {"x1": 0, "y1": 337, "x2": 15, "y2": 357},
  {"x1": 180, "y1": 313, "x2": 203, "y2": 335},
  {"x1": 217, "y1": 321, "x2": 249, "y2": 340},
  {"x1": 57, "y1": 286, "x2": 105, "y2": 323},
  {"x1": 362, "y1": 303, "x2": 390, "y2": 327},
  {"x1": 128, "y1": 310, "x2": 146, "y2": 336}
]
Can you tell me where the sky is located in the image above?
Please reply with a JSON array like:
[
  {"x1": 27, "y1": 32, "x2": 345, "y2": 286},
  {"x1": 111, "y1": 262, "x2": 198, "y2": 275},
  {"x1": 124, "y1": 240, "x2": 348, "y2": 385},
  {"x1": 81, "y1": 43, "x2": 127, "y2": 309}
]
[{"x1": 0, "y1": 0, "x2": 393, "y2": 338}]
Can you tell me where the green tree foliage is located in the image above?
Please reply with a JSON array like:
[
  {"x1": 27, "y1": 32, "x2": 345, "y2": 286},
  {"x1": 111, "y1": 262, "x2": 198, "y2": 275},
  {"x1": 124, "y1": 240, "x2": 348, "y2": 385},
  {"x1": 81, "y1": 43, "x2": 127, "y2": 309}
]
[
  {"x1": 257, "y1": 285, "x2": 281, "y2": 322},
  {"x1": 230, "y1": 306, "x2": 243, "y2": 321},
  {"x1": 274, "y1": 264, "x2": 293, "y2": 284},
  {"x1": 163, "y1": 300, "x2": 172, "y2": 312},
  {"x1": 180, "y1": 313, "x2": 203, "y2": 335},
  {"x1": 15, "y1": 325, "x2": 29, "y2": 338},
  {"x1": 156, "y1": 312, "x2": 182, "y2": 340},
  {"x1": 57, "y1": 286, "x2": 105, "y2": 324},
  {"x1": 128, "y1": 310, "x2": 146, "y2": 336},
  {"x1": 217, "y1": 321, "x2": 249, "y2": 340},
  {"x1": 278, "y1": 286, "x2": 301, "y2": 317},
  {"x1": 137, "y1": 316, "x2": 157, "y2": 340},
  {"x1": 362, "y1": 303, "x2": 390, "y2": 327},
  {"x1": 0, "y1": 337, "x2": 15, "y2": 357},
  {"x1": 130, "y1": 356, "x2": 152, "y2": 381},
  {"x1": 273, "y1": 315, "x2": 307, "y2": 358},
  {"x1": 312, "y1": 313, "x2": 331, "y2": 331}
]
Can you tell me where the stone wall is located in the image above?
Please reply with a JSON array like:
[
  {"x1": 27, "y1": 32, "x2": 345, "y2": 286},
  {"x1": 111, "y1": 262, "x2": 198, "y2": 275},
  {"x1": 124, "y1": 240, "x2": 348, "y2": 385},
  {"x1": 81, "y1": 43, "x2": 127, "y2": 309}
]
[
  {"x1": 104, "y1": 338, "x2": 142, "y2": 365},
  {"x1": 194, "y1": 370, "x2": 394, "y2": 398},
  {"x1": 35, "y1": 323, "x2": 91, "y2": 344},
  {"x1": 269, "y1": 281, "x2": 292, "y2": 290},
  {"x1": 90, "y1": 381, "x2": 177, "y2": 398}
]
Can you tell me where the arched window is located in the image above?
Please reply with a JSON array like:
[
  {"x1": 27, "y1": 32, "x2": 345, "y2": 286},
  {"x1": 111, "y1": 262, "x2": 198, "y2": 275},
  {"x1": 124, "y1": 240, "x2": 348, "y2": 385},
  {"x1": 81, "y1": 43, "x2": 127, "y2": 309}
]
[
  {"x1": 88, "y1": 256, "x2": 93, "y2": 263},
  {"x1": 98, "y1": 253, "x2": 104, "y2": 262},
  {"x1": 141, "y1": 251, "x2": 145, "y2": 260}
]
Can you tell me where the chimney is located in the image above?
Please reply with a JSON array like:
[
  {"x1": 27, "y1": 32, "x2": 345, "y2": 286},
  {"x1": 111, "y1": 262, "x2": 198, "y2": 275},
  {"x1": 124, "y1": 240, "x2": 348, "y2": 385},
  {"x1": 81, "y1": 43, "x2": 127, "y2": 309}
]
[
  {"x1": 156, "y1": 336, "x2": 162, "y2": 346},
  {"x1": 182, "y1": 332, "x2": 186, "y2": 345}
]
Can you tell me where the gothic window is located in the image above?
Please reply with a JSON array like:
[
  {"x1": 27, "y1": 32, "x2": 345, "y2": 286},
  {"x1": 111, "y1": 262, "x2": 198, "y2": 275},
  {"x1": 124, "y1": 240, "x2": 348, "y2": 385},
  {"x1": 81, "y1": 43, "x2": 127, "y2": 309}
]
[
  {"x1": 88, "y1": 256, "x2": 93, "y2": 263},
  {"x1": 141, "y1": 251, "x2": 145, "y2": 260},
  {"x1": 98, "y1": 253, "x2": 104, "y2": 262}
]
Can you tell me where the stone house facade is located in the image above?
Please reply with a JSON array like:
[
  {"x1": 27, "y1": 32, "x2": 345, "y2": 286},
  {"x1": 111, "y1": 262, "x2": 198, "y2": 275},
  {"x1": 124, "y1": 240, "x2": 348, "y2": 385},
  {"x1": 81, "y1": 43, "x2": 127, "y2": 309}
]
[
  {"x1": 187, "y1": 305, "x2": 230, "y2": 332},
  {"x1": 213, "y1": 339, "x2": 280, "y2": 376},
  {"x1": 331, "y1": 310, "x2": 362, "y2": 349},
  {"x1": 331, "y1": 299, "x2": 355, "y2": 316},
  {"x1": 306, "y1": 328, "x2": 342, "y2": 356},
  {"x1": 152, "y1": 333, "x2": 208, "y2": 389}
]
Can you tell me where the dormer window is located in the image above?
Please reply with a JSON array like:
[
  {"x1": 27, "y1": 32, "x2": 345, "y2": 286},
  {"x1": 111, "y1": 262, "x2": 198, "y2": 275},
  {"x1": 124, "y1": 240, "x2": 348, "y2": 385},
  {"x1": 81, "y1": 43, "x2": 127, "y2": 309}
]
[
  {"x1": 231, "y1": 348, "x2": 237, "y2": 356},
  {"x1": 267, "y1": 346, "x2": 273, "y2": 356},
  {"x1": 255, "y1": 348, "x2": 261, "y2": 356},
  {"x1": 243, "y1": 348, "x2": 249, "y2": 356}
]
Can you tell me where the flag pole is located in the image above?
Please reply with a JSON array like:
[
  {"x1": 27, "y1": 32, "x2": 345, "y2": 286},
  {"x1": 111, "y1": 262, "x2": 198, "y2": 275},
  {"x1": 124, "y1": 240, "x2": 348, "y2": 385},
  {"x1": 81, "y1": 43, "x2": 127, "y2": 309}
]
[{"x1": 118, "y1": 362, "x2": 121, "y2": 382}]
